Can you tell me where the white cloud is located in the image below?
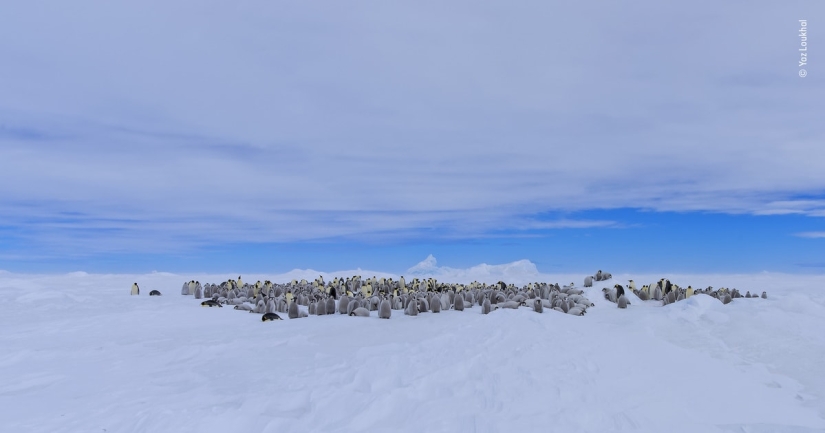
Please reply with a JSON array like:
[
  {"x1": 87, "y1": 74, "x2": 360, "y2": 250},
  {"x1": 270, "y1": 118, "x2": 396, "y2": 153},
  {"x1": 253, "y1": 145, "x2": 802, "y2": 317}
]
[
  {"x1": 795, "y1": 232, "x2": 825, "y2": 239},
  {"x1": 0, "y1": 1, "x2": 822, "y2": 254}
]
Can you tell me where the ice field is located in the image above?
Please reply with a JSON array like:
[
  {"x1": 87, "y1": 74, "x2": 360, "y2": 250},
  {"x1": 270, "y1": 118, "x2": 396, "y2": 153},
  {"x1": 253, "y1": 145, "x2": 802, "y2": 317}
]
[{"x1": 1, "y1": 259, "x2": 825, "y2": 433}]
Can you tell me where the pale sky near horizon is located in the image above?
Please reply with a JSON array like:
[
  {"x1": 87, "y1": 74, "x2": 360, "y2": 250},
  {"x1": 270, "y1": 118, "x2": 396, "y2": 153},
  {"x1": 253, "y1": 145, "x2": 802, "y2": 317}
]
[{"x1": 1, "y1": 1, "x2": 823, "y2": 274}]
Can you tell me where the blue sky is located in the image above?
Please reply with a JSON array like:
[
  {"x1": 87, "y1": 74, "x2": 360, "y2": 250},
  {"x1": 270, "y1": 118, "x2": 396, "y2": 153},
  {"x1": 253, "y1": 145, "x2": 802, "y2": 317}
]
[{"x1": 1, "y1": 1, "x2": 824, "y2": 274}]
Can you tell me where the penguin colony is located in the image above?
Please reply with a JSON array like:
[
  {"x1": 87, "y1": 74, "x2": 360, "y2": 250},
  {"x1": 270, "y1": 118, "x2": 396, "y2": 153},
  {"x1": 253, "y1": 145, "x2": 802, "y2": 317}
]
[
  {"x1": 134, "y1": 273, "x2": 769, "y2": 317},
  {"x1": 168, "y1": 276, "x2": 597, "y2": 319},
  {"x1": 601, "y1": 277, "x2": 768, "y2": 307}
]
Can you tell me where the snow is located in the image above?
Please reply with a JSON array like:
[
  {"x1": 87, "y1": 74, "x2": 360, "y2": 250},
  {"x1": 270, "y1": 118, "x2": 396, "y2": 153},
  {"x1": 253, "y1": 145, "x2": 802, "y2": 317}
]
[{"x1": 1, "y1": 262, "x2": 825, "y2": 433}]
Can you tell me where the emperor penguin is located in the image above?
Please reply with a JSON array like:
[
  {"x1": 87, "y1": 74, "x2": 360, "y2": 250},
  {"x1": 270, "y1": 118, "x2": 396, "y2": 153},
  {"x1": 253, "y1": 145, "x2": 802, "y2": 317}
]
[
  {"x1": 350, "y1": 307, "x2": 370, "y2": 317},
  {"x1": 636, "y1": 288, "x2": 650, "y2": 301},
  {"x1": 533, "y1": 299, "x2": 543, "y2": 313},
  {"x1": 761, "y1": 291, "x2": 767, "y2": 299},
  {"x1": 379, "y1": 296, "x2": 392, "y2": 319},
  {"x1": 721, "y1": 293, "x2": 732, "y2": 305},
  {"x1": 262, "y1": 312, "x2": 282, "y2": 321},
  {"x1": 317, "y1": 298, "x2": 327, "y2": 316},
  {"x1": 325, "y1": 297, "x2": 335, "y2": 315},
  {"x1": 201, "y1": 299, "x2": 222, "y2": 307},
  {"x1": 482, "y1": 296, "x2": 492, "y2": 314},
  {"x1": 405, "y1": 297, "x2": 419, "y2": 316},
  {"x1": 347, "y1": 298, "x2": 360, "y2": 315},
  {"x1": 454, "y1": 293, "x2": 465, "y2": 311},
  {"x1": 431, "y1": 295, "x2": 441, "y2": 313},
  {"x1": 686, "y1": 286, "x2": 694, "y2": 299},
  {"x1": 188, "y1": 280, "x2": 196, "y2": 296},
  {"x1": 617, "y1": 295, "x2": 628, "y2": 309},
  {"x1": 288, "y1": 300, "x2": 300, "y2": 319},
  {"x1": 149, "y1": 290, "x2": 161, "y2": 296},
  {"x1": 418, "y1": 297, "x2": 429, "y2": 313},
  {"x1": 603, "y1": 287, "x2": 617, "y2": 303},
  {"x1": 614, "y1": 284, "x2": 626, "y2": 299},
  {"x1": 584, "y1": 276, "x2": 593, "y2": 287},
  {"x1": 338, "y1": 295, "x2": 350, "y2": 314},
  {"x1": 652, "y1": 284, "x2": 663, "y2": 301},
  {"x1": 130, "y1": 283, "x2": 140, "y2": 296},
  {"x1": 194, "y1": 283, "x2": 204, "y2": 299}
]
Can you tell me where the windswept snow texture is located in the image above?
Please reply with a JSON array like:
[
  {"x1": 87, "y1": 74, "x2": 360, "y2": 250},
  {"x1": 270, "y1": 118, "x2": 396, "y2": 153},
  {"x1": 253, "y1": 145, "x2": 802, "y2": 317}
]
[{"x1": 1, "y1": 265, "x2": 825, "y2": 433}]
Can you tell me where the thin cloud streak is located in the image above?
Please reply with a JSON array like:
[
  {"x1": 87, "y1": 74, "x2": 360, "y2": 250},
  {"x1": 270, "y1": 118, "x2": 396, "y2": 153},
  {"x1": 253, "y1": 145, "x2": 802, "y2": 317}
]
[
  {"x1": 795, "y1": 232, "x2": 825, "y2": 239},
  {"x1": 0, "y1": 1, "x2": 823, "y2": 257}
]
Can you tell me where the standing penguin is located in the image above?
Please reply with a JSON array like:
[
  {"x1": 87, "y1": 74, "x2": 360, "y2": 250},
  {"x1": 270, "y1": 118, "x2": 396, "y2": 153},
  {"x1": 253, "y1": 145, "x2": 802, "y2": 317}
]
[
  {"x1": 431, "y1": 294, "x2": 441, "y2": 313},
  {"x1": 287, "y1": 299, "x2": 300, "y2": 319},
  {"x1": 379, "y1": 296, "x2": 392, "y2": 319},
  {"x1": 405, "y1": 296, "x2": 419, "y2": 316},
  {"x1": 325, "y1": 297, "x2": 335, "y2": 316},
  {"x1": 614, "y1": 284, "x2": 626, "y2": 299},
  {"x1": 194, "y1": 283, "x2": 204, "y2": 299},
  {"x1": 453, "y1": 293, "x2": 465, "y2": 311},
  {"x1": 130, "y1": 283, "x2": 140, "y2": 296},
  {"x1": 533, "y1": 299, "x2": 543, "y2": 313},
  {"x1": 617, "y1": 295, "x2": 628, "y2": 309},
  {"x1": 482, "y1": 296, "x2": 492, "y2": 314},
  {"x1": 338, "y1": 295, "x2": 350, "y2": 314},
  {"x1": 584, "y1": 276, "x2": 593, "y2": 287},
  {"x1": 652, "y1": 284, "x2": 663, "y2": 301}
]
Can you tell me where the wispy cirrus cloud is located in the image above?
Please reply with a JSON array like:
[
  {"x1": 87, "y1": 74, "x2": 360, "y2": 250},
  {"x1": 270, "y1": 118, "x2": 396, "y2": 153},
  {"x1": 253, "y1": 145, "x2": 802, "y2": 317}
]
[
  {"x1": 795, "y1": 232, "x2": 825, "y2": 239},
  {"x1": 0, "y1": 1, "x2": 823, "y2": 260}
]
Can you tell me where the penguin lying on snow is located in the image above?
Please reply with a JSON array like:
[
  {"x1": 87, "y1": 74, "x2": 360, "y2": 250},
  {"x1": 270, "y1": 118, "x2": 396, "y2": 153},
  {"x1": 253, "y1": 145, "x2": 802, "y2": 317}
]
[
  {"x1": 262, "y1": 312, "x2": 282, "y2": 321},
  {"x1": 201, "y1": 300, "x2": 222, "y2": 308},
  {"x1": 149, "y1": 290, "x2": 161, "y2": 296},
  {"x1": 350, "y1": 307, "x2": 370, "y2": 317}
]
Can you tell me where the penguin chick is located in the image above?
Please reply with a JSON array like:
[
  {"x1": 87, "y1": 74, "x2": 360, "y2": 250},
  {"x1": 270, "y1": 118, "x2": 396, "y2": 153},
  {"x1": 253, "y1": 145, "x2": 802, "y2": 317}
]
[
  {"x1": 288, "y1": 300, "x2": 300, "y2": 319},
  {"x1": 454, "y1": 294, "x2": 465, "y2": 311},
  {"x1": 378, "y1": 297, "x2": 392, "y2": 319},
  {"x1": 350, "y1": 307, "x2": 370, "y2": 317},
  {"x1": 405, "y1": 298, "x2": 419, "y2": 316},
  {"x1": 482, "y1": 297, "x2": 492, "y2": 315}
]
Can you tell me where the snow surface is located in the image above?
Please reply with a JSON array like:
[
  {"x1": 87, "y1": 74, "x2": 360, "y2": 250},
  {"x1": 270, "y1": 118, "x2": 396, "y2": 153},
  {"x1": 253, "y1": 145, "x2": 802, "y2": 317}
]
[{"x1": 2, "y1": 260, "x2": 825, "y2": 433}]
